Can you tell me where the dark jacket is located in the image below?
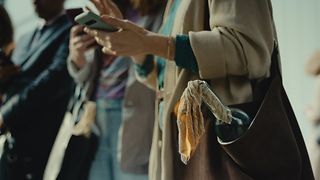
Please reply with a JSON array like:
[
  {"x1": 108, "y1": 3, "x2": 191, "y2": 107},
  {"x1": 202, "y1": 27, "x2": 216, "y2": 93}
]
[{"x1": 0, "y1": 14, "x2": 74, "y2": 180}]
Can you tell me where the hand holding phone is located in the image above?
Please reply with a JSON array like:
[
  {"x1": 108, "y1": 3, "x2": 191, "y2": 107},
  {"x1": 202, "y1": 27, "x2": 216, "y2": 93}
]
[
  {"x1": 75, "y1": 11, "x2": 118, "y2": 32},
  {"x1": 69, "y1": 25, "x2": 97, "y2": 69}
]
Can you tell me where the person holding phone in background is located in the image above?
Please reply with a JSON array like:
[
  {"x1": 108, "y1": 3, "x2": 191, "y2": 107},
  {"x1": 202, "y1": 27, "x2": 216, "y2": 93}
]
[{"x1": 67, "y1": 0, "x2": 164, "y2": 180}]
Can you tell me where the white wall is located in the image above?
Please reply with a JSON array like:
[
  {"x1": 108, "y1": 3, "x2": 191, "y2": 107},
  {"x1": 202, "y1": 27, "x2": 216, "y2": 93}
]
[
  {"x1": 4, "y1": 0, "x2": 86, "y2": 40},
  {"x1": 272, "y1": 0, "x2": 320, "y2": 139},
  {"x1": 4, "y1": 0, "x2": 320, "y2": 141}
]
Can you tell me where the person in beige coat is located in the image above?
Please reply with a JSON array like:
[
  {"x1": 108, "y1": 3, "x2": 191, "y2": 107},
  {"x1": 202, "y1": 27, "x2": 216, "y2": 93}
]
[{"x1": 84, "y1": 0, "x2": 313, "y2": 179}]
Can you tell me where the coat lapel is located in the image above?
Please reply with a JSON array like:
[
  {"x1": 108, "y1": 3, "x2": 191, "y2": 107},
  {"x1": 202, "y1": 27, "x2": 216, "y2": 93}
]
[
  {"x1": 20, "y1": 15, "x2": 71, "y2": 70},
  {"x1": 11, "y1": 30, "x2": 37, "y2": 66},
  {"x1": 24, "y1": 25, "x2": 58, "y2": 60}
]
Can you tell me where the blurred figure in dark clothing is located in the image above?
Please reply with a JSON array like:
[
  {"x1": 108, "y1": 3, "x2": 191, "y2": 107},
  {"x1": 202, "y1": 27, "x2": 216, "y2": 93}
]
[
  {"x1": 0, "y1": 0, "x2": 74, "y2": 179},
  {"x1": 0, "y1": 5, "x2": 19, "y2": 102}
]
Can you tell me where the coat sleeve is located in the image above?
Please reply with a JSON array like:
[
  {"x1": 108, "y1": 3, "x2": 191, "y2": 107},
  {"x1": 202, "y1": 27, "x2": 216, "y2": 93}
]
[
  {"x1": 0, "y1": 35, "x2": 73, "y2": 128},
  {"x1": 67, "y1": 49, "x2": 96, "y2": 85},
  {"x1": 189, "y1": 0, "x2": 275, "y2": 80}
]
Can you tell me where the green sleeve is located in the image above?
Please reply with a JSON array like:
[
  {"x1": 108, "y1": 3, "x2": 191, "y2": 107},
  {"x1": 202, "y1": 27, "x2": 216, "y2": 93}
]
[
  {"x1": 175, "y1": 35, "x2": 199, "y2": 73},
  {"x1": 134, "y1": 54, "x2": 154, "y2": 77}
]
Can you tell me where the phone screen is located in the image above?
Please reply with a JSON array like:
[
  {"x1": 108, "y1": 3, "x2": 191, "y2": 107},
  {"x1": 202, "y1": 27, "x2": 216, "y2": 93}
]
[{"x1": 66, "y1": 8, "x2": 84, "y2": 25}]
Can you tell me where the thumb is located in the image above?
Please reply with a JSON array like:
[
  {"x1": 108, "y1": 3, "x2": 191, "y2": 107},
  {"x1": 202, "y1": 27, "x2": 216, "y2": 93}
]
[
  {"x1": 101, "y1": 15, "x2": 146, "y2": 34},
  {"x1": 104, "y1": 0, "x2": 123, "y2": 18}
]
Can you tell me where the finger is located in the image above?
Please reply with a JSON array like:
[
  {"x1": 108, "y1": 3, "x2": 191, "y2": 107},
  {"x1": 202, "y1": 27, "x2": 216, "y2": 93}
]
[
  {"x1": 75, "y1": 43, "x2": 86, "y2": 52},
  {"x1": 110, "y1": 45, "x2": 135, "y2": 56},
  {"x1": 101, "y1": 16, "x2": 146, "y2": 34},
  {"x1": 104, "y1": 0, "x2": 123, "y2": 18},
  {"x1": 84, "y1": 27, "x2": 98, "y2": 37},
  {"x1": 72, "y1": 34, "x2": 95, "y2": 45},
  {"x1": 94, "y1": 36, "x2": 113, "y2": 51},
  {"x1": 102, "y1": 47, "x2": 116, "y2": 56},
  {"x1": 84, "y1": 28, "x2": 109, "y2": 40},
  {"x1": 94, "y1": 37, "x2": 108, "y2": 47},
  {"x1": 100, "y1": 0, "x2": 111, "y2": 15},
  {"x1": 83, "y1": 38, "x2": 97, "y2": 49},
  {"x1": 90, "y1": 0, "x2": 107, "y2": 15},
  {"x1": 75, "y1": 38, "x2": 97, "y2": 52},
  {"x1": 71, "y1": 25, "x2": 85, "y2": 37}
]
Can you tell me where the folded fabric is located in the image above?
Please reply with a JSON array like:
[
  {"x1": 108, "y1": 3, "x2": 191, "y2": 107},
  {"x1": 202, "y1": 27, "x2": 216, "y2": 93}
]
[
  {"x1": 73, "y1": 101, "x2": 97, "y2": 137},
  {"x1": 174, "y1": 80, "x2": 232, "y2": 164}
]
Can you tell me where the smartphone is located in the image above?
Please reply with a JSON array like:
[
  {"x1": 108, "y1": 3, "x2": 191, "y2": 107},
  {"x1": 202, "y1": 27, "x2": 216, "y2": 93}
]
[
  {"x1": 66, "y1": 8, "x2": 84, "y2": 25},
  {"x1": 75, "y1": 11, "x2": 118, "y2": 32}
]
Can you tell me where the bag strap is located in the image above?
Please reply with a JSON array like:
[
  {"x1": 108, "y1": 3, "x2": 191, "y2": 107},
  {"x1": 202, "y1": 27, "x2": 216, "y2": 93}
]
[
  {"x1": 269, "y1": 41, "x2": 281, "y2": 79},
  {"x1": 250, "y1": 41, "x2": 280, "y2": 101},
  {"x1": 204, "y1": 1, "x2": 210, "y2": 31}
]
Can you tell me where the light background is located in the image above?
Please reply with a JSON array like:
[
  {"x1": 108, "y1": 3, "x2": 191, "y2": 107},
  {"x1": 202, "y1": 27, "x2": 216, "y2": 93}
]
[{"x1": 3, "y1": 0, "x2": 320, "y2": 149}]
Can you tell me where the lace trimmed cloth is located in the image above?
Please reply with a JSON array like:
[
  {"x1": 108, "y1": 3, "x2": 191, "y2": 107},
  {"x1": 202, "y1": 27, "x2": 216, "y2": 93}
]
[{"x1": 174, "y1": 80, "x2": 233, "y2": 164}]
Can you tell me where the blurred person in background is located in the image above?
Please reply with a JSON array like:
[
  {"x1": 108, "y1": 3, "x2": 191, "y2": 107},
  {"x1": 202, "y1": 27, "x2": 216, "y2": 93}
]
[
  {"x1": 66, "y1": 0, "x2": 164, "y2": 179},
  {"x1": 0, "y1": 4, "x2": 16, "y2": 168},
  {"x1": 0, "y1": 5, "x2": 19, "y2": 104},
  {"x1": 305, "y1": 50, "x2": 320, "y2": 180},
  {"x1": 0, "y1": 5, "x2": 15, "y2": 63},
  {"x1": 0, "y1": 0, "x2": 74, "y2": 179}
]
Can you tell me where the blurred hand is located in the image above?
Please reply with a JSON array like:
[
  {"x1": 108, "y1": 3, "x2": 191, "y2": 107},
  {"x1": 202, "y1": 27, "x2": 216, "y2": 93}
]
[
  {"x1": 84, "y1": 16, "x2": 153, "y2": 62},
  {"x1": 69, "y1": 25, "x2": 96, "y2": 69},
  {"x1": 90, "y1": 0, "x2": 123, "y2": 19},
  {"x1": 0, "y1": 65, "x2": 20, "y2": 81},
  {"x1": 305, "y1": 50, "x2": 320, "y2": 76},
  {"x1": 305, "y1": 104, "x2": 320, "y2": 125}
]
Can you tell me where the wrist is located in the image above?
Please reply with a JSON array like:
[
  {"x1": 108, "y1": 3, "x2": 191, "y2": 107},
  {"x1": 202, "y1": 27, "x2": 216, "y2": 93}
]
[
  {"x1": 145, "y1": 33, "x2": 175, "y2": 60},
  {"x1": 71, "y1": 57, "x2": 87, "y2": 69},
  {"x1": 167, "y1": 36, "x2": 176, "y2": 60}
]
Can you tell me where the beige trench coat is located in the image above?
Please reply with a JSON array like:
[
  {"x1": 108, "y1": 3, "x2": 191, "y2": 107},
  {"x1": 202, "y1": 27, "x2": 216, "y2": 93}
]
[{"x1": 147, "y1": 0, "x2": 277, "y2": 180}]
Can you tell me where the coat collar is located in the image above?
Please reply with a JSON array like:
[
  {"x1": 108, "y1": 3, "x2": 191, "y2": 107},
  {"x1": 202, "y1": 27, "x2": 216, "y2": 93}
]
[{"x1": 18, "y1": 15, "x2": 71, "y2": 70}]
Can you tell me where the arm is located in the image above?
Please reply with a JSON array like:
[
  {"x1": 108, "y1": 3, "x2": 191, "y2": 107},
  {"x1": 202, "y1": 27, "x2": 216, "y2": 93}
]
[
  {"x1": 0, "y1": 35, "x2": 72, "y2": 128},
  {"x1": 67, "y1": 51, "x2": 94, "y2": 84},
  {"x1": 67, "y1": 25, "x2": 97, "y2": 85},
  {"x1": 189, "y1": 0, "x2": 275, "y2": 80},
  {"x1": 85, "y1": 0, "x2": 275, "y2": 80}
]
